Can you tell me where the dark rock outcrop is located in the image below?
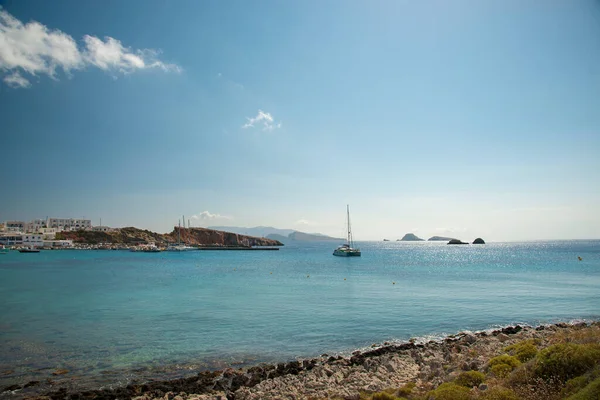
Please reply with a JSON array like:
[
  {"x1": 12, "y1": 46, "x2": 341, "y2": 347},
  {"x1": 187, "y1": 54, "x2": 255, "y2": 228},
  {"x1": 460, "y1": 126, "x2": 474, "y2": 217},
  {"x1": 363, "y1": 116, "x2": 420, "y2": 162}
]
[
  {"x1": 473, "y1": 238, "x2": 485, "y2": 244},
  {"x1": 447, "y1": 239, "x2": 468, "y2": 245},
  {"x1": 400, "y1": 233, "x2": 424, "y2": 241}
]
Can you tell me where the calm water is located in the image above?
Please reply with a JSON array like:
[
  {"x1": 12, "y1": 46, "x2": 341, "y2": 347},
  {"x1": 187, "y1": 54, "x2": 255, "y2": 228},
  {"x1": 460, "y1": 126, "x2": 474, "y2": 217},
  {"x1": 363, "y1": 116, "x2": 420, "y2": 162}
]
[{"x1": 1, "y1": 240, "x2": 599, "y2": 393}]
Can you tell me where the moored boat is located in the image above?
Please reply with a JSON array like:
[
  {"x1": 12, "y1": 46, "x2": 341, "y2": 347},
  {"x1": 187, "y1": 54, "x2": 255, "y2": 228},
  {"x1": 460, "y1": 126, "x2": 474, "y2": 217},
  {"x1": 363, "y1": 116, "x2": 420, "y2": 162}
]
[
  {"x1": 19, "y1": 248, "x2": 40, "y2": 253},
  {"x1": 165, "y1": 217, "x2": 195, "y2": 251},
  {"x1": 333, "y1": 205, "x2": 361, "y2": 257}
]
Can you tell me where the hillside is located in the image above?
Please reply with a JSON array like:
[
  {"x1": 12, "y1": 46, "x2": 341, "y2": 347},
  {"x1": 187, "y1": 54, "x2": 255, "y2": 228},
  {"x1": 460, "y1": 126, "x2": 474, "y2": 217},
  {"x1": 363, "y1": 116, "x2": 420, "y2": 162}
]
[
  {"x1": 266, "y1": 231, "x2": 344, "y2": 243},
  {"x1": 56, "y1": 227, "x2": 283, "y2": 247},
  {"x1": 208, "y1": 226, "x2": 296, "y2": 238}
]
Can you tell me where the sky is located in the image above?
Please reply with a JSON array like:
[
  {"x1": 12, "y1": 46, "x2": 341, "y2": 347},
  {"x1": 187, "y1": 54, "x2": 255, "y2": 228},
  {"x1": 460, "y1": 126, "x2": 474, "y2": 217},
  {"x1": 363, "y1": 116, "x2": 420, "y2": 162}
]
[{"x1": 1, "y1": 0, "x2": 599, "y2": 241}]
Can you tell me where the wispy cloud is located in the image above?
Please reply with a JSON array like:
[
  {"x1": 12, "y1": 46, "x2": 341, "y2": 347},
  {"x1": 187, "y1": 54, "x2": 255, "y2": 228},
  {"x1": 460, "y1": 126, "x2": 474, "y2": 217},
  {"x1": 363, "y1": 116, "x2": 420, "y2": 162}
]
[
  {"x1": 0, "y1": 7, "x2": 180, "y2": 88},
  {"x1": 242, "y1": 109, "x2": 282, "y2": 131},
  {"x1": 83, "y1": 35, "x2": 181, "y2": 74},
  {"x1": 190, "y1": 211, "x2": 233, "y2": 221},
  {"x1": 3, "y1": 71, "x2": 30, "y2": 88}
]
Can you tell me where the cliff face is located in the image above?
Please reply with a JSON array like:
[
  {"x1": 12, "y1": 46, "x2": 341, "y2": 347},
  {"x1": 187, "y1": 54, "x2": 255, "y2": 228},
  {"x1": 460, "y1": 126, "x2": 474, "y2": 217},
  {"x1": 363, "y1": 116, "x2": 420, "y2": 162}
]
[
  {"x1": 56, "y1": 227, "x2": 283, "y2": 247},
  {"x1": 168, "y1": 227, "x2": 282, "y2": 247}
]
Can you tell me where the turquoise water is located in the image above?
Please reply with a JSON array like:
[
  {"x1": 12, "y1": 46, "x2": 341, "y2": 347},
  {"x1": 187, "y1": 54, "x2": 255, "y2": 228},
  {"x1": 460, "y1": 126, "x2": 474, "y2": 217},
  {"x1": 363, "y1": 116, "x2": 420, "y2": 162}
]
[{"x1": 1, "y1": 240, "x2": 599, "y2": 391}]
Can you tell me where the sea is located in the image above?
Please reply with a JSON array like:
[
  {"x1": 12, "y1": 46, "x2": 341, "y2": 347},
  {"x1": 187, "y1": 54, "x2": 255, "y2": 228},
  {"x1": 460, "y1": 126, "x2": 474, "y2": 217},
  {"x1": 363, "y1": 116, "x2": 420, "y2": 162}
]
[{"x1": 0, "y1": 240, "x2": 599, "y2": 395}]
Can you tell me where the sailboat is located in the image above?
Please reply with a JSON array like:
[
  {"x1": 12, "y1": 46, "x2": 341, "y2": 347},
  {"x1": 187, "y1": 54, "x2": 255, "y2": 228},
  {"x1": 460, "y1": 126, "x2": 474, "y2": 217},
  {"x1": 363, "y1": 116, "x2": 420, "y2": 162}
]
[
  {"x1": 166, "y1": 218, "x2": 195, "y2": 251},
  {"x1": 333, "y1": 205, "x2": 361, "y2": 257}
]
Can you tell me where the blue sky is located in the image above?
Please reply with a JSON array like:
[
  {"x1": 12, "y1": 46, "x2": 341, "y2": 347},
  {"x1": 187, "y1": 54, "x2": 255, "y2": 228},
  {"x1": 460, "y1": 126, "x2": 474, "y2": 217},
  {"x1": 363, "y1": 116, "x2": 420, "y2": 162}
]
[{"x1": 1, "y1": 0, "x2": 599, "y2": 241}]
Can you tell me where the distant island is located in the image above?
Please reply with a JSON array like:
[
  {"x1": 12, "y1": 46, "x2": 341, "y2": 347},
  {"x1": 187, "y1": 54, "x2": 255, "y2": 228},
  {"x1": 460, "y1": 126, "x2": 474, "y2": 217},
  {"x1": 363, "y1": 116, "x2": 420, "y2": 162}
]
[
  {"x1": 428, "y1": 236, "x2": 457, "y2": 241},
  {"x1": 56, "y1": 227, "x2": 283, "y2": 247},
  {"x1": 209, "y1": 226, "x2": 343, "y2": 244},
  {"x1": 399, "y1": 233, "x2": 424, "y2": 241}
]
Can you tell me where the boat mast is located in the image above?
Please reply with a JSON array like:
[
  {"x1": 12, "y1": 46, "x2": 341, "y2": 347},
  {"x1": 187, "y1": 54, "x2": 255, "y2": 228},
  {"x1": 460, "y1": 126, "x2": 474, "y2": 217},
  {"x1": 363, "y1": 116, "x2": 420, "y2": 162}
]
[
  {"x1": 347, "y1": 204, "x2": 352, "y2": 247},
  {"x1": 178, "y1": 219, "x2": 181, "y2": 245}
]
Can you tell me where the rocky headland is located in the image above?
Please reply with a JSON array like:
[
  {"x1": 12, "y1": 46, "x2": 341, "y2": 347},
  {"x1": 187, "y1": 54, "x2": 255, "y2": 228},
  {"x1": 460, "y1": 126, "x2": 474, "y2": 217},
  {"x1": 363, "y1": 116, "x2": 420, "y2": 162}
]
[
  {"x1": 17, "y1": 321, "x2": 599, "y2": 400},
  {"x1": 56, "y1": 227, "x2": 283, "y2": 247}
]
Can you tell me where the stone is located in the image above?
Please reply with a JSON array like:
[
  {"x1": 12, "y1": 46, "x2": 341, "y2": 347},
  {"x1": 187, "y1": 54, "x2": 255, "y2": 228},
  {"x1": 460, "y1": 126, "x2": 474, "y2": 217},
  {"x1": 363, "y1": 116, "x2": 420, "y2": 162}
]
[
  {"x1": 497, "y1": 333, "x2": 510, "y2": 342},
  {"x1": 473, "y1": 238, "x2": 485, "y2": 244}
]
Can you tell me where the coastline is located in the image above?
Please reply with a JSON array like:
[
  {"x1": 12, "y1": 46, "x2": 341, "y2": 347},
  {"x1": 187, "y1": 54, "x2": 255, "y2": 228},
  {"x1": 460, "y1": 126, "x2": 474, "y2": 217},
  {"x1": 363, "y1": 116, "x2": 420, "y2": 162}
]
[{"x1": 4, "y1": 320, "x2": 598, "y2": 400}]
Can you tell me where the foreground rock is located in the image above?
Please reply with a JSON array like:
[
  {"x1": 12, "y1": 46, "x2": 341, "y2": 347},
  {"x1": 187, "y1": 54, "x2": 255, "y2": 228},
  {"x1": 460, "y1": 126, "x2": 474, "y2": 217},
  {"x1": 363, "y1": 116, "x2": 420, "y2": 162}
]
[{"x1": 23, "y1": 322, "x2": 597, "y2": 400}]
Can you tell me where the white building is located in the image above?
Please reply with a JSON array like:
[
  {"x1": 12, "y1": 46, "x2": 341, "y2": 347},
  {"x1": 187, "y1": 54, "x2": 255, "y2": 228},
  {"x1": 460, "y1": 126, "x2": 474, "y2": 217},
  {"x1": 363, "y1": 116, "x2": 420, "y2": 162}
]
[
  {"x1": 0, "y1": 234, "x2": 23, "y2": 246},
  {"x1": 47, "y1": 218, "x2": 92, "y2": 231},
  {"x1": 5, "y1": 221, "x2": 25, "y2": 233},
  {"x1": 23, "y1": 234, "x2": 44, "y2": 248},
  {"x1": 43, "y1": 239, "x2": 73, "y2": 248},
  {"x1": 25, "y1": 219, "x2": 47, "y2": 233}
]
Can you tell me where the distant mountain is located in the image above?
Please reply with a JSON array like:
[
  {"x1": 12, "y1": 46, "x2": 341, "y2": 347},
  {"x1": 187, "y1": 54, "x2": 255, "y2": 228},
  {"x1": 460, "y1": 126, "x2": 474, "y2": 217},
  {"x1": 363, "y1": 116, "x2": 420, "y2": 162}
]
[
  {"x1": 265, "y1": 231, "x2": 344, "y2": 243},
  {"x1": 265, "y1": 233, "x2": 289, "y2": 243},
  {"x1": 428, "y1": 236, "x2": 457, "y2": 241},
  {"x1": 400, "y1": 233, "x2": 424, "y2": 241},
  {"x1": 288, "y1": 231, "x2": 343, "y2": 242},
  {"x1": 210, "y1": 226, "x2": 342, "y2": 243},
  {"x1": 208, "y1": 226, "x2": 296, "y2": 238}
]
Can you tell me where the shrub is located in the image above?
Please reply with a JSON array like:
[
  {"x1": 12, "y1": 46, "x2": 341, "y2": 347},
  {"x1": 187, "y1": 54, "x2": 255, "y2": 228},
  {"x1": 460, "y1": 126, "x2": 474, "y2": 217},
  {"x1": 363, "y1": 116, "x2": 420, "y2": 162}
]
[
  {"x1": 371, "y1": 392, "x2": 399, "y2": 400},
  {"x1": 562, "y1": 376, "x2": 589, "y2": 397},
  {"x1": 504, "y1": 339, "x2": 538, "y2": 362},
  {"x1": 478, "y1": 386, "x2": 519, "y2": 400},
  {"x1": 490, "y1": 364, "x2": 514, "y2": 379},
  {"x1": 489, "y1": 355, "x2": 521, "y2": 369},
  {"x1": 455, "y1": 371, "x2": 485, "y2": 388},
  {"x1": 566, "y1": 376, "x2": 600, "y2": 400},
  {"x1": 396, "y1": 382, "x2": 416, "y2": 397},
  {"x1": 534, "y1": 343, "x2": 600, "y2": 382},
  {"x1": 561, "y1": 365, "x2": 600, "y2": 398},
  {"x1": 488, "y1": 355, "x2": 521, "y2": 378},
  {"x1": 426, "y1": 382, "x2": 471, "y2": 400}
]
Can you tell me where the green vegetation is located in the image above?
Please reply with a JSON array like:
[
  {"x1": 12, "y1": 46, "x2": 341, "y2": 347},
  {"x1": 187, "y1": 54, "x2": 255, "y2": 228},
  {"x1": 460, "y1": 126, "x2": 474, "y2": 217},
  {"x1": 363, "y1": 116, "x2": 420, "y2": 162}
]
[
  {"x1": 425, "y1": 382, "x2": 470, "y2": 400},
  {"x1": 504, "y1": 339, "x2": 539, "y2": 362},
  {"x1": 354, "y1": 325, "x2": 600, "y2": 400},
  {"x1": 488, "y1": 355, "x2": 521, "y2": 378},
  {"x1": 566, "y1": 376, "x2": 600, "y2": 400},
  {"x1": 533, "y1": 343, "x2": 600, "y2": 382},
  {"x1": 454, "y1": 371, "x2": 485, "y2": 388},
  {"x1": 371, "y1": 392, "x2": 403, "y2": 400}
]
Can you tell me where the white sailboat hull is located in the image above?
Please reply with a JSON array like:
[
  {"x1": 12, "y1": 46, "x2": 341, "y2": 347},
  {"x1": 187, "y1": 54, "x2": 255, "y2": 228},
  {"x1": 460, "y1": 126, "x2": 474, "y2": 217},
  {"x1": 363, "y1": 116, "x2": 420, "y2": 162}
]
[{"x1": 333, "y1": 247, "x2": 361, "y2": 257}]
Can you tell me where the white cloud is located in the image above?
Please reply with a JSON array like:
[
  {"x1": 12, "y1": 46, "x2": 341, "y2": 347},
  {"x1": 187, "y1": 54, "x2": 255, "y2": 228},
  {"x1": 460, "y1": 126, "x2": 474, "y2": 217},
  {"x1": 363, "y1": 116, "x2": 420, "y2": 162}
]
[
  {"x1": 242, "y1": 109, "x2": 282, "y2": 131},
  {"x1": 295, "y1": 219, "x2": 313, "y2": 226},
  {"x1": 191, "y1": 211, "x2": 233, "y2": 221},
  {"x1": 3, "y1": 70, "x2": 30, "y2": 88},
  {"x1": 83, "y1": 35, "x2": 181, "y2": 74},
  {"x1": 0, "y1": 7, "x2": 180, "y2": 88}
]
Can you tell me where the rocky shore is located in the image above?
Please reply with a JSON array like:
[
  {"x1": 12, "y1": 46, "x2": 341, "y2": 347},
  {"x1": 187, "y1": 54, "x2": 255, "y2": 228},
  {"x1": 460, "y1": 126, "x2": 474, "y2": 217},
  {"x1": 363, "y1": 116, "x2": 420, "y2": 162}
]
[{"x1": 14, "y1": 321, "x2": 599, "y2": 400}]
